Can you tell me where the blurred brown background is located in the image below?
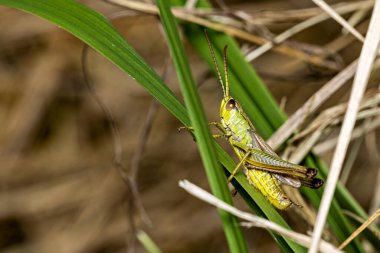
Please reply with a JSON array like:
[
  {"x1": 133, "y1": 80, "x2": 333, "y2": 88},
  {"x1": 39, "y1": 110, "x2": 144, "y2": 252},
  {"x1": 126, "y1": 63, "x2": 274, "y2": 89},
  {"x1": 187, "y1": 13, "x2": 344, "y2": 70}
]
[{"x1": 0, "y1": 1, "x2": 379, "y2": 253}]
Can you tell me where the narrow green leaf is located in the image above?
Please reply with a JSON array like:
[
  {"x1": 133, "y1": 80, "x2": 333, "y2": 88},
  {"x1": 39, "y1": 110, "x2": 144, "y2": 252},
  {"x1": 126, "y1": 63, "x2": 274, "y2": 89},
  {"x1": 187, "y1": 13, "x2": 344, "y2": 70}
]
[
  {"x1": 137, "y1": 231, "x2": 162, "y2": 253},
  {"x1": 156, "y1": 1, "x2": 249, "y2": 252},
  {"x1": 0, "y1": 0, "x2": 190, "y2": 127}
]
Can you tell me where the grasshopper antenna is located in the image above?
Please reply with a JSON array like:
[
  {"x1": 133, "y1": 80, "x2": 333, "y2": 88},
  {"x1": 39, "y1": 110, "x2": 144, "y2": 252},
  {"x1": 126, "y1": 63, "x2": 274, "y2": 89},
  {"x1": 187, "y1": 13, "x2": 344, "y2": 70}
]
[
  {"x1": 204, "y1": 30, "x2": 226, "y2": 96},
  {"x1": 223, "y1": 45, "x2": 229, "y2": 96}
]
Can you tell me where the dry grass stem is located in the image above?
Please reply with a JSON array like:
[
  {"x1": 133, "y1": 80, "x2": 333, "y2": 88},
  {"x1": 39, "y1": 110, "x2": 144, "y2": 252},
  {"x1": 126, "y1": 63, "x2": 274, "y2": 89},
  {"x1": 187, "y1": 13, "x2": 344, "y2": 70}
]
[
  {"x1": 106, "y1": 0, "x2": 346, "y2": 70},
  {"x1": 105, "y1": 0, "x2": 372, "y2": 24},
  {"x1": 185, "y1": 0, "x2": 198, "y2": 9},
  {"x1": 367, "y1": 126, "x2": 380, "y2": 215},
  {"x1": 268, "y1": 60, "x2": 358, "y2": 150},
  {"x1": 245, "y1": 1, "x2": 372, "y2": 62},
  {"x1": 288, "y1": 126, "x2": 325, "y2": 164},
  {"x1": 369, "y1": 164, "x2": 380, "y2": 216},
  {"x1": 178, "y1": 180, "x2": 343, "y2": 253},
  {"x1": 286, "y1": 85, "x2": 380, "y2": 167},
  {"x1": 308, "y1": 2, "x2": 380, "y2": 252},
  {"x1": 311, "y1": 0, "x2": 365, "y2": 42},
  {"x1": 339, "y1": 137, "x2": 363, "y2": 185},
  {"x1": 343, "y1": 210, "x2": 380, "y2": 238},
  {"x1": 340, "y1": 103, "x2": 377, "y2": 185},
  {"x1": 339, "y1": 208, "x2": 380, "y2": 250},
  {"x1": 313, "y1": 115, "x2": 380, "y2": 154},
  {"x1": 291, "y1": 92, "x2": 380, "y2": 141},
  {"x1": 342, "y1": 9, "x2": 369, "y2": 35}
]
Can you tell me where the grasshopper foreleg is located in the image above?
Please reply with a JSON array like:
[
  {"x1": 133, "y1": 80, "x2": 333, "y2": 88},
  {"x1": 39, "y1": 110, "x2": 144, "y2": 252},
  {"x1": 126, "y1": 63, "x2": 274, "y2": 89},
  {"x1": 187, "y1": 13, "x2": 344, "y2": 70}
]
[{"x1": 179, "y1": 122, "x2": 230, "y2": 139}]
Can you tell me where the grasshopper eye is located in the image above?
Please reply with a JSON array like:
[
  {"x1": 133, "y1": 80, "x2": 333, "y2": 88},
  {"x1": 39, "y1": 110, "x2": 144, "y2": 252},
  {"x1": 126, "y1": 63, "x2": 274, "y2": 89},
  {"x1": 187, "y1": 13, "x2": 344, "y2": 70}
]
[{"x1": 226, "y1": 99, "x2": 236, "y2": 110}]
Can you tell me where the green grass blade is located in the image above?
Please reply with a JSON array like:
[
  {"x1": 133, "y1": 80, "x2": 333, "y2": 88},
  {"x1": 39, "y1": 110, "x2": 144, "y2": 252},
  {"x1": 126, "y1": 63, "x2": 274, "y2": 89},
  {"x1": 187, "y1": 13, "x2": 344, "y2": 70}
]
[
  {"x1": 156, "y1": 1, "x2": 249, "y2": 252},
  {"x1": 0, "y1": 0, "x2": 190, "y2": 127},
  {"x1": 137, "y1": 231, "x2": 163, "y2": 253},
  {"x1": 0, "y1": 1, "x2": 300, "y2": 252}
]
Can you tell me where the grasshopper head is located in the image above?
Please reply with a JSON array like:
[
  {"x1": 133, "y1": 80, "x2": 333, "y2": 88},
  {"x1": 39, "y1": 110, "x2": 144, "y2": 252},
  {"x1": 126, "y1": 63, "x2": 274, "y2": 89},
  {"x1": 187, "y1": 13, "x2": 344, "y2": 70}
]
[{"x1": 220, "y1": 96, "x2": 241, "y2": 128}]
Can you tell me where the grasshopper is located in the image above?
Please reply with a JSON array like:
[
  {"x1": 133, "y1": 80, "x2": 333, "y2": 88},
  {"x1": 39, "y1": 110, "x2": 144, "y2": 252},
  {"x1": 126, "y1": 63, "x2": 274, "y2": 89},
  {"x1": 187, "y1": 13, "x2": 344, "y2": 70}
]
[{"x1": 198, "y1": 33, "x2": 324, "y2": 210}]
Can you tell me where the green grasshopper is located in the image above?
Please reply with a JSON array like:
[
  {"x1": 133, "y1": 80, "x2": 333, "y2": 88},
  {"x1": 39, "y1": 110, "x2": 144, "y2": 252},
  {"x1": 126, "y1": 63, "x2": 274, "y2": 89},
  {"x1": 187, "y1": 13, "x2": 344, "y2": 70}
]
[{"x1": 194, "y1": 33, "x2": 324, "y2": 210}]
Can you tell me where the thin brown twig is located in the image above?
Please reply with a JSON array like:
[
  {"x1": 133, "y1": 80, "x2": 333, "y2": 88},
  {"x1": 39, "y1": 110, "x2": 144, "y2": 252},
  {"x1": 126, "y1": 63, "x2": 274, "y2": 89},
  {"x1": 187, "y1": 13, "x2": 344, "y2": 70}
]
[
  {"x1": 369, "y1": 163, "x2": 380, "y2": 216},
  {"x1": 339, "y1": 208, "x2": 380, "y2": 250},
  {"x1": 214, "y1": 0, "x2": 274, "y2": 40},
  {"x1": 81, "y1": 43, "x2": 151, "y2": 253},
  {"x1": 106, "y1": 0, "x2": 344, "y2": 70},
  {"x1": 343, "y1": 210, "x2": 380, "y2": 238},
  {"x1": 106, "y1": 0, "x2": 370, "y2": 25},
  {"x1": 245, "y1": 2, "x2": 372, "y2": 62},
  {"x1": 128, "y1": 55, "x2": 172, "y2": 226},
  {"x1": 326, "y1": 18, "x2": 370, "y2": 53},
  {"x1": 245, "y1": 1, "x2": 371, "y2": 25},
  {"x1": 366, "y1": 113, "x2": 380, "y2": 215},
  {"x1": 128, "y1": 6, "x2": 174, "y2": 252}
]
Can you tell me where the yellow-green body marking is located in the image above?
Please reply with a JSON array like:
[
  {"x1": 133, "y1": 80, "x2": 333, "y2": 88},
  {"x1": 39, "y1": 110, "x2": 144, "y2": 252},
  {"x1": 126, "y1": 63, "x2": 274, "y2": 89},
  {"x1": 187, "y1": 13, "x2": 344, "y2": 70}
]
[{"x1": 220, "y1": 96, "x2": 292, "y2": 209}]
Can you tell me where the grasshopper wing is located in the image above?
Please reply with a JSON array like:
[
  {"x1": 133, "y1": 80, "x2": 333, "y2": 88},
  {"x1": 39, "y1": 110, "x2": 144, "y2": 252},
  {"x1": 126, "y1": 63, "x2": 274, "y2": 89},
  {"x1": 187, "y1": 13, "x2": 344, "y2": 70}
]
[
  {"x1": 274, "y1": 174, "x2": 301, "y2": 188},
  {"x1": 241, "y1": 130, "x2": 323, "y2": 188}
]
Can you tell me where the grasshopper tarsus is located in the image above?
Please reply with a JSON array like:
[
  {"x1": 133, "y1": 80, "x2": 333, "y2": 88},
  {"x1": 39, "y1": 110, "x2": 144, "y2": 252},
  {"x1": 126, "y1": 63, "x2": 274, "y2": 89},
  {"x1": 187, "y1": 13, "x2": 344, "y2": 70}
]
[
  {"x1": 306, "y1": 167, "x2": 318, "y2": 178},
  {"x1": 310, "y1": 178, "x2": 324, "y2": 189},
  {"x1": 300, "y1": 177, "x2": 324, "y2": 189},
  {"x1": 178, "y1": 126, "x2": 192, "y2": 133}
]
